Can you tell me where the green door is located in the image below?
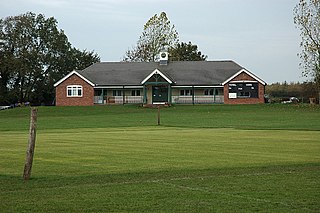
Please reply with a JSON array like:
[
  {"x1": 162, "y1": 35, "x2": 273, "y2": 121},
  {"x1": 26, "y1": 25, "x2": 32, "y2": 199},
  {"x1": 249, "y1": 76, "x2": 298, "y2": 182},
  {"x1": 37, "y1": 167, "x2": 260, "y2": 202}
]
[{"x1": 152, "y1": 86, "x2": 168, "y2": 103}]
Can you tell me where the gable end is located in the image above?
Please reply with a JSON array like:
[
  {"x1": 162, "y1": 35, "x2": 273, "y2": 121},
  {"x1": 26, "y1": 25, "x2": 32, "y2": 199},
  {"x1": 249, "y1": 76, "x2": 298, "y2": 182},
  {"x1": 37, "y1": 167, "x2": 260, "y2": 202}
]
[
  {"x1": 222, "y1": 69, "x2": 266, "y2": 86},
  {"x1": 141, "y1": 69, "x2": 173, "y2": 84},
  {"x1": 54, "y1": 70, "x2": 95, "y2": 87}
]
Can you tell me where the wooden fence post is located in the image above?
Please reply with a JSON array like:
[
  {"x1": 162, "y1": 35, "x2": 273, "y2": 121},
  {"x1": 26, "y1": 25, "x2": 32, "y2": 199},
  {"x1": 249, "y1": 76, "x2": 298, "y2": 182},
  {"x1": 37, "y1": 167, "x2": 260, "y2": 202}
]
[
  {"x1": 157, "y1": 106, "x2": 160, "y2": 125},
  {"x1": 23, "y1": 107, "x2": 38, "y2": 181}
]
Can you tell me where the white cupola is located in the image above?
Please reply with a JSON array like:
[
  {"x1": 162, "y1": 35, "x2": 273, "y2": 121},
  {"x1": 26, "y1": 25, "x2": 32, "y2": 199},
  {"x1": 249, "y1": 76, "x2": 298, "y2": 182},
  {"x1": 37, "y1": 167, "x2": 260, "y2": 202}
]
[{"x1": 159, "y1": 50, "x2": 168, "y2": 65}]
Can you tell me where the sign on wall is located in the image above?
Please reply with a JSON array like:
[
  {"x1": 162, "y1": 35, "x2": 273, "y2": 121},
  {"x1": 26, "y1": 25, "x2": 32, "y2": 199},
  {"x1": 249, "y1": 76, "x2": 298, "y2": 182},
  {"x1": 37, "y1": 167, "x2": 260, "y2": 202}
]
[{"x1": 229, "y1": 93, "x2": 237, "y2": 99}]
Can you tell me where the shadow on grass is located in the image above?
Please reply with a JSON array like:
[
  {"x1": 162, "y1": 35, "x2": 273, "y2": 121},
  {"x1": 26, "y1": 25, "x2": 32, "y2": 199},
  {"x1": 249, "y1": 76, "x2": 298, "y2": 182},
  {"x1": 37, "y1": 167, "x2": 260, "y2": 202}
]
[{"x1": 1, "y1": 163, "x2": 319, "y2": 190}]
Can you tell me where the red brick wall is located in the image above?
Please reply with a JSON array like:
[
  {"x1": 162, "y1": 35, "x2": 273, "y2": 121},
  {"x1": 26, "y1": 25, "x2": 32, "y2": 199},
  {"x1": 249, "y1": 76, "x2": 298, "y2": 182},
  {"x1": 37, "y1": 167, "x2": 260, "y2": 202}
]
[
  {"x1": 224, "y1": 72, "x2": 265, "y2": 104},
  {"x1": 55, "y1": 74, "x2": 94, "y2": 106}
]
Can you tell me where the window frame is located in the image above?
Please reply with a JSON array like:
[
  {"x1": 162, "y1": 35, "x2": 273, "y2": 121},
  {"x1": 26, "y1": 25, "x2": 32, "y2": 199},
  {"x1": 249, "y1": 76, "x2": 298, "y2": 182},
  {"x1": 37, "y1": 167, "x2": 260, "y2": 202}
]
[
  {"x1": 131, "y1": 90, "x2": 141, "y2": 96},
  {"x1": 204, "y1": 89, "x2": 214, "y2": 96},
  {"x1": 67, "y1": 85, "x2": 83, "y2": 97},
  {"x1": 112, "y1": 90, "x2": 122, "y2": 96},
  {"x1": 180, "y1": 89, "x2": 193, "y2": 96}
]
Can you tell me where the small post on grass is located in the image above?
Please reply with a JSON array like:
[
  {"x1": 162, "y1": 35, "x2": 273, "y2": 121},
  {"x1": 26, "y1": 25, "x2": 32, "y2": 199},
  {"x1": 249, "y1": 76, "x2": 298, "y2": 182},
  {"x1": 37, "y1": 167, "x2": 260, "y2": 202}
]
[
  {"x1": 157, "y1": 105, "x2": 160, "y2": 125},
  {"x1": 23, "y1": 107, "x2": 38, "y2": 181}
]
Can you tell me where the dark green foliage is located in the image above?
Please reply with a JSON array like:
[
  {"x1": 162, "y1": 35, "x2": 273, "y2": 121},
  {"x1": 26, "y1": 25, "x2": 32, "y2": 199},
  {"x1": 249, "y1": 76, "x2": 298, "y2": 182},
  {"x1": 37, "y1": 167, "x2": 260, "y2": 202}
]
[
  {"x1": 0, "y1": 12, "x2": 100, "y2": 105},
  {"x1": 169, "y1": 41, "x2": 207, "y2": 61},
  {"x1": 266, "y1": 81, "x2": 318, "y2": 102}
]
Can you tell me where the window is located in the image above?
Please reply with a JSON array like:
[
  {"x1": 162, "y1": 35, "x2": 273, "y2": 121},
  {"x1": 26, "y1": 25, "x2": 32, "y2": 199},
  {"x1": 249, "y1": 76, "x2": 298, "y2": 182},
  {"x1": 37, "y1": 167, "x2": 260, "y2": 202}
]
[
  {"x1": 94, "y1": 89, "x2": 103, "y2": 96},
  {"x1": 228, "y1": 83, "x2": 258, "y2": 98},
  {"x1": 238, "y1": 91, "x2": 251, "y2": 98},
  {"x1": 67, "y1": 85, "x2": 82, "y2": 97},
  {"x1": 113, "y1": 90, "x2": 122, "y2": 96},
  {"x1": 180, "y1": 89, "x2": 193, "y2": 96},
  {"x1": 204, "y1": 89, "x2": 214, "y2": 96},
  {"x1": 131, "y1": 90, "x2": 141, "y2": 96}
]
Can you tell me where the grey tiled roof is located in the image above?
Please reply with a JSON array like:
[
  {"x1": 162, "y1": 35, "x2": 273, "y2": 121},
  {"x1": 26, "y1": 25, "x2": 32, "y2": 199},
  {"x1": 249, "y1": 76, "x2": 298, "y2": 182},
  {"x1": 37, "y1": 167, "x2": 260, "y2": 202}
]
[{"x1": 78, "y1": 61, "x2": 244, "y2": 86}]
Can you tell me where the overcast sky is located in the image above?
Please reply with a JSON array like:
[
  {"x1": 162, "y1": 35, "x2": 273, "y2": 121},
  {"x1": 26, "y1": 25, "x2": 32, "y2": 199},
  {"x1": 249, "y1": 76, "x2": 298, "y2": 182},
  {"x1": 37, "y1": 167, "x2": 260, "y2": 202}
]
[{"x1": 1, "y1": 0, "x2": 306, "y2": 83}]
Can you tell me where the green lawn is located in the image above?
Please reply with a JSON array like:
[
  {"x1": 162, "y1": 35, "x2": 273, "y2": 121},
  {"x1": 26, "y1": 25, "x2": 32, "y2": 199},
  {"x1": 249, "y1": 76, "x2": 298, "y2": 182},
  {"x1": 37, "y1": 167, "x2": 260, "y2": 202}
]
[{"x1": 0, "y1": 104, "x2": 319, "y2": 212}]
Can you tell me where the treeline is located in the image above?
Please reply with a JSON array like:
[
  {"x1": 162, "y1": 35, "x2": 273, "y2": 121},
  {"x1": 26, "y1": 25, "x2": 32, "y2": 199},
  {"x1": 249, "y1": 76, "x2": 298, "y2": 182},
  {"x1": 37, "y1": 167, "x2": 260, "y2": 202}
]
[
  {"x1": 0, "y1": 12, "x2": 100, "y2": 106},
  {"x1": 266, "y1": 81, "x2": 319, "y2": 103}
]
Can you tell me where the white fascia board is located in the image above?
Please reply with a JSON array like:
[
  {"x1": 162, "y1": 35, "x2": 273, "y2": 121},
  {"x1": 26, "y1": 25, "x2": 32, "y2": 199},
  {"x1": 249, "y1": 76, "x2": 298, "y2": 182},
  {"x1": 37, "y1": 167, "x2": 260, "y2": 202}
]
[
  {"x1": 124, "y1": 86, "x2": 144, "y2": 89},
  {"x1": 222, "y1": 69, "x2": 266, "y2": 86},
  {"x1": 229, "y1": 80, "x2": 258, "y2": 83},
  {"x1": 54, "y1": 70, "x2": 95, "y2": 87},
  {"x1": 94, "y1": 86, "x2": 123, "y2": 89},
  {"x1": 171, "y1": 85, "x2": 223, "y2": 88},
  {"x1": 195, "y1": 85, "x2": 224, "y2": 88},
  {"x1": 94, "y1": 86, "x2": 144, "y2": 89},
  {"x1": 141, "y1": 69, "x2": 172, "y2": 84}
]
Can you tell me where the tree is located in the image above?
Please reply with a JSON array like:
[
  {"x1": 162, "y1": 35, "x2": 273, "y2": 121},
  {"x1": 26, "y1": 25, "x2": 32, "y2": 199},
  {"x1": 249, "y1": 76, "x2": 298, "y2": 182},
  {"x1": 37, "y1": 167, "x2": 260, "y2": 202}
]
[
  {"x1": 294, "y1": 0, "x2": 320, "y2": 98},
  {"x1": 124, "y1": 12, "x2": 179, "y2": 62},
  {"x1": 266, "y1": 81, "x2": 318, "y2": 103},
  {"x1": 0, "y1": 12, "x2": 100, "y2": 105},
  {"x1": 169, "y1": 41, "x2": 207, "y2": 61}
]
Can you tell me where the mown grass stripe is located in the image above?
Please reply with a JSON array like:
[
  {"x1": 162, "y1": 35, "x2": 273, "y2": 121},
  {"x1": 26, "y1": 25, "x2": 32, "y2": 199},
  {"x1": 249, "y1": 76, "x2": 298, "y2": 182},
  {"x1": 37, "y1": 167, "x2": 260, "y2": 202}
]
[{"x1": 0, "y1": 105, "x2": 319, "y2": 212}]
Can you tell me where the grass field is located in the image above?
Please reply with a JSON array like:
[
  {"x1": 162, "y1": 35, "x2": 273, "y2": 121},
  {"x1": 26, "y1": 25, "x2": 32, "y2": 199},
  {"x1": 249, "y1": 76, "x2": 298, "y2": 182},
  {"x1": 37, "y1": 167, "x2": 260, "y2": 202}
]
[{"x1": 0, "y1": 104, "x2": 319, "y2": 212}]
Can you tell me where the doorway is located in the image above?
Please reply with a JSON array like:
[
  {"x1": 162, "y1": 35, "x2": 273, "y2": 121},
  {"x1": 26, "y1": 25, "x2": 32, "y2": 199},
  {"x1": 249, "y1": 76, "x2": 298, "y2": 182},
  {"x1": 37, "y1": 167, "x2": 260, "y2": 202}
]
[{"x1": 152, "y1": 86, "x2": 168, "y2": 103}]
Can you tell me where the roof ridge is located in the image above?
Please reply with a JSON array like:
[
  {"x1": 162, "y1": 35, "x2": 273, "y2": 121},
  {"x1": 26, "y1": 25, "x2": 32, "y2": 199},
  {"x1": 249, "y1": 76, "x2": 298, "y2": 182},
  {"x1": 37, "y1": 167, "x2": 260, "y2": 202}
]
[
  {"x1": 95, "y1": 60, "x2": 238, "y2": 64},
  {"x1": 97, "y1": 61, "x2": 156, "y2": 64}
]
